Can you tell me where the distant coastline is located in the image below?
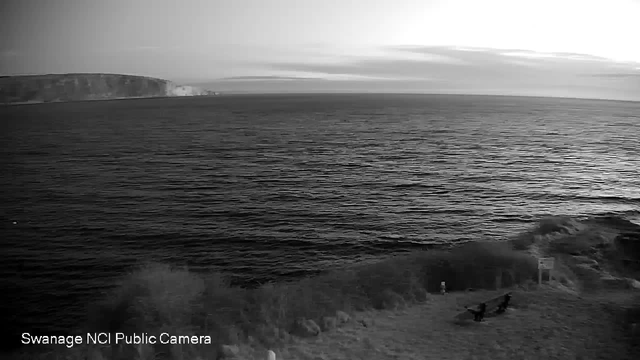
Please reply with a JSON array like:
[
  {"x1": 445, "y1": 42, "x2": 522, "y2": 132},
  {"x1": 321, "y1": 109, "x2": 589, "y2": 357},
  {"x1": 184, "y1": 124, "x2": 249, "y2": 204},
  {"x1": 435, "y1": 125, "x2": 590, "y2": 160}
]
[{"x1": 0, "y1": 73, "x2": 219, "y2": 105}]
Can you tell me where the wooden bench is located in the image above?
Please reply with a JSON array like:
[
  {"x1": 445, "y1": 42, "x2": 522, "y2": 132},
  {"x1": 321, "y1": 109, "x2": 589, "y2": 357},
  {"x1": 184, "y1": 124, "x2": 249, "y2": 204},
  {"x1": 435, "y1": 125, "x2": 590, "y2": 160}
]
[{"x1": 454, "y1": 291, "x2": 512, "y2": 322}]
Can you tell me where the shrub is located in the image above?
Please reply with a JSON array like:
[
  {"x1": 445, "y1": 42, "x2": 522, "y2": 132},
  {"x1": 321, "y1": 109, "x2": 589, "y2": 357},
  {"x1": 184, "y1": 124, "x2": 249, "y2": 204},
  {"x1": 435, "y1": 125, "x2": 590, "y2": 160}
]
[
  {"x1": 22, "y1": 240, "x2": 539, "y2": 359},
  {"x1": 511, "y1": 233, "x2": 536, "y2": 250}
]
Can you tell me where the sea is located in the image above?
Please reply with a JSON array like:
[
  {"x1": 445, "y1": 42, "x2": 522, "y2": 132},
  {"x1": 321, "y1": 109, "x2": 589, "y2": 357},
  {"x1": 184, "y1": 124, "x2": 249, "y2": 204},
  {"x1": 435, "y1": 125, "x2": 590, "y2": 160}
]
[{"x1": 1, "y1": 94, "x2": 639, "y2": 346}]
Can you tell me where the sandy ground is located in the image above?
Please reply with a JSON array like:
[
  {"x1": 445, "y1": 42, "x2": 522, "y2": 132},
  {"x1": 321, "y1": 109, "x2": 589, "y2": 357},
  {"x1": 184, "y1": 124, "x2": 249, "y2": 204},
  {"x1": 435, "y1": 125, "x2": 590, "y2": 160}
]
[{"x1": 239, "y1": 285, "x2": 639, "y2": 360}]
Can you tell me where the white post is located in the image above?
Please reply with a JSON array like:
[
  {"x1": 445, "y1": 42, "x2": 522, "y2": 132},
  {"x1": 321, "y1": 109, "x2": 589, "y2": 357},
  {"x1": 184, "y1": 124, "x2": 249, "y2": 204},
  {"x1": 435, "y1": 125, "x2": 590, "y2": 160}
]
[{"x1": 267, "y1": 350, "x2": 276, "y2": 360}]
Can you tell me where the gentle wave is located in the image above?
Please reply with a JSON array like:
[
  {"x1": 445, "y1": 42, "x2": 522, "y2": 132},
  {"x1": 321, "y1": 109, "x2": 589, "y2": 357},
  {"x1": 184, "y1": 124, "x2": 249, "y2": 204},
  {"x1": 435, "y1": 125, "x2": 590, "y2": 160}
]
[{"x1": 1, "y1": 94, "x2": 639, "y2": 338}]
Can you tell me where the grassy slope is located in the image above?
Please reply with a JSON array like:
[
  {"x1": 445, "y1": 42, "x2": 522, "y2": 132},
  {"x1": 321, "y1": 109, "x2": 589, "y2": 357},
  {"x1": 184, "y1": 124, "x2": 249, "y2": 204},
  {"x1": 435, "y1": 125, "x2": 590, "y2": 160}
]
[
  {"x1": 11, "y1": 217, "x2": 640, "y2": 359},
  {"x1": 277, "y1": 287, "x2": 639, "y2": 360}
]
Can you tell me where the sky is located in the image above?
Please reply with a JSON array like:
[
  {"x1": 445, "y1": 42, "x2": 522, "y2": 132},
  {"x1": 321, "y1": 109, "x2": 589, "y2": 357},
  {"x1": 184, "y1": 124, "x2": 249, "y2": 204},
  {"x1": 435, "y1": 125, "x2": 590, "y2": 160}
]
[{"x1": 1, "y1": 0, "x2": 640, "y2": 101}]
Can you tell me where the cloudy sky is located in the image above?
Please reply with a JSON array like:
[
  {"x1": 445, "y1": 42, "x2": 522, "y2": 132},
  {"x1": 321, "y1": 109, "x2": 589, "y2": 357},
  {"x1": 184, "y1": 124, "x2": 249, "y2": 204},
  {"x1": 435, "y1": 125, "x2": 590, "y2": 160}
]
[{"x1": 1, "y1": 0, "x2": 639, "y2": 100}]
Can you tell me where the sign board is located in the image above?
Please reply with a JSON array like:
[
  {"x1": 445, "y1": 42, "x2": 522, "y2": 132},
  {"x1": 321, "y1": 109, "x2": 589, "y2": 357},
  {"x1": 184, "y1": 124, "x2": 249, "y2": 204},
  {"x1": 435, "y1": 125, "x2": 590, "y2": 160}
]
[
  {"x1": 538, "y1": 257, "x2": 554, "y2": 270},
  {"x1": 538, "y1": 257, "x2": 555, "y2": 284}
]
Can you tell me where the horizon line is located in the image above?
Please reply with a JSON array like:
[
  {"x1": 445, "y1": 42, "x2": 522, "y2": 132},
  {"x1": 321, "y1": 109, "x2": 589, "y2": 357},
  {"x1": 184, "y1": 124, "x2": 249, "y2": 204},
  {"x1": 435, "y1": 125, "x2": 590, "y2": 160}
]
[
  {"x1": 2, "y1": 72, "x2": 638, "y2": 104},
  {"x1": 205, "y1": 91, "x2": 640, "y2": 104}
]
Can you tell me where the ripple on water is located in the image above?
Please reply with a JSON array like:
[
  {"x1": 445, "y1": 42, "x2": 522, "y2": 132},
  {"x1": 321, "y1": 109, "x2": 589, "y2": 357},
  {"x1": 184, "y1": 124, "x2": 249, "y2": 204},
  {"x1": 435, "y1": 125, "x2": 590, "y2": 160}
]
[{"x1": 0, "y1": 94, "x2": 639, "y2": 337}]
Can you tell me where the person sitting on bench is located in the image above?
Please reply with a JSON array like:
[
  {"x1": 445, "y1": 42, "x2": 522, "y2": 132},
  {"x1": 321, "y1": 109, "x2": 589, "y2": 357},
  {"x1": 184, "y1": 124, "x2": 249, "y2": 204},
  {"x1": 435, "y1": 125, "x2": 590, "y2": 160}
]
[
  {"x1": 495, "y1": 293, "x2": 512, "y2": 314},
  {"x1": 464, "y1": 302, "x2": 487, "y2": 322}
]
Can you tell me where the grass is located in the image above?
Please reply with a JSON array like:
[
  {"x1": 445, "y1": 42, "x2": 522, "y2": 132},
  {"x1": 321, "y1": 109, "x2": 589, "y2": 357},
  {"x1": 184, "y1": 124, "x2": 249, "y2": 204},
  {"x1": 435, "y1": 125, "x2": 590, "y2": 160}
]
[
  {"x1": 13, "y1": 241, "x2": 538, "y2": 360},
  {"x1": 279, "y1": 288, "x2": 640, "y2": 360}
]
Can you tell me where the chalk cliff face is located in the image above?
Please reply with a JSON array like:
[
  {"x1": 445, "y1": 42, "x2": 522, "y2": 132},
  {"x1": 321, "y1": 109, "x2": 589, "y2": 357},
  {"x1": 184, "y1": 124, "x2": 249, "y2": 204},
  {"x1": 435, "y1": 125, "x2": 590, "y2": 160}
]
[
  {"x1": 0, "y1": 73, "x2": 216, "y2": 104},
  {"x1": 164, "y1": 82, "x2": 214, "y2": 97}
]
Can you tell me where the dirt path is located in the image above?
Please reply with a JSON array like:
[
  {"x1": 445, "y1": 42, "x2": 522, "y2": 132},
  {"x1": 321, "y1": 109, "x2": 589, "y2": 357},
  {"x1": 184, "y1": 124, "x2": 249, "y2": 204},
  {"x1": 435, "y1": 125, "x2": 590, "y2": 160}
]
[{"x1": 246, "y1": 286, "x2": 638, "y2": 360}]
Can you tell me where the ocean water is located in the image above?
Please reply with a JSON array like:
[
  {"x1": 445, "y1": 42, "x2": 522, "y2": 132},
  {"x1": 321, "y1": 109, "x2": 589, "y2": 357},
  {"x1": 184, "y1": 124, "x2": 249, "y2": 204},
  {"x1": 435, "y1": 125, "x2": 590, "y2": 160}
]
[{"x1": 1, "y1": 94, "x2": 639, "y2": 340}]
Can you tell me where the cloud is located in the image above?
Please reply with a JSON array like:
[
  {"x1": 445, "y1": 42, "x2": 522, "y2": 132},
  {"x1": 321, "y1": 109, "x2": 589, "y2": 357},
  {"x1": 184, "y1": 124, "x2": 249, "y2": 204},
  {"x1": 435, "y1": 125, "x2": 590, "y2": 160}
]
[
  {"x1": 266, "y1": 47, "x2": 531, "y2": 83},
  {"x1": 382, "y1": 47, "x2": 468, "y2": 64},
  {"x1": 0, "y1": 50, "x2": 20, "y2": 57},
  {"x1": 267, "y1": 56, "x2": 459, "y2": 81},
  {"x1": 92, "y1": 45, "x2": 167, "y2": 54},
  {"x1": 189, "y1": 45, "x2": 640, "y2": 100},
  {"x1": 216, "y1": 74, "x2": 419, "y2": 82},
  {"x1": 585, "y1": 73, "x2": 640, "y2": 78},
  {"x1": 392, "y1": 46, "x2": 618, "y2": 65},
  {"x1": 265, "y1": 46, "x2": 640, "y2": 84},
  {"x1": 132, "y1": 46, "x2": 161, "y2": 51},
  {"x1": 218, "y1": 75, "x2": 327, "y2": 81},
  {"x1": 500, "y1": 50, "x2": 613, "y2": 62}
]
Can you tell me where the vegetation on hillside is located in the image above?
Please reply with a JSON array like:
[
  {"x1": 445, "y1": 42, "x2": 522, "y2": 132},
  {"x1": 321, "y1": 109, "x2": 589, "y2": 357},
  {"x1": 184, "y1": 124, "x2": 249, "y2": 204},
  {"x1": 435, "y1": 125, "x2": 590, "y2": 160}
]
[
  {"x1": 12, "y1": 215, "x2": 640, "y2": 359},
  {"x1": 13, "y1": 241, "x2": 538, "y2": 359},
  {"x1": 510, "y1": 215, "x2": 640, "y2": 285},
  {"x1": 508, "y1": 215, "x2": 640, "y2": 352}
]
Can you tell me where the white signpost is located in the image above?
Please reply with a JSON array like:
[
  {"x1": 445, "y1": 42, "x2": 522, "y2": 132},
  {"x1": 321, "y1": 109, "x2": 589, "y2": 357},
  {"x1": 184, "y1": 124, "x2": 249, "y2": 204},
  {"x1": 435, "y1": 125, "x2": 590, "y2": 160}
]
[{"x1": 538, "y1": 257, "x2": 555, "y2": 284}]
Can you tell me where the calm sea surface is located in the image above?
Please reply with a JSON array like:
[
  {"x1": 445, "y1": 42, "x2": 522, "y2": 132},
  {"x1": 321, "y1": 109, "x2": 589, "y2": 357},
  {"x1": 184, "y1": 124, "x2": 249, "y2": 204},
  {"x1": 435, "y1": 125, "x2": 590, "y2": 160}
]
[{"x1": 1, "y1": 94, "x2": 639, "y2": 339}]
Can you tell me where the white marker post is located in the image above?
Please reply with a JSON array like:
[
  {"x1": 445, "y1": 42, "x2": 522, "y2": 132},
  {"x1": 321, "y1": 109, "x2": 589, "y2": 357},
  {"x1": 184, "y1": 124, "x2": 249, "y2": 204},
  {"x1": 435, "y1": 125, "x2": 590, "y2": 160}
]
[
  {"x1": 440, "y1": 281, "x2": 446, "y2": 295},
  {"x1": 538, "y1": 257, "x2": 555, "y2": 285}
]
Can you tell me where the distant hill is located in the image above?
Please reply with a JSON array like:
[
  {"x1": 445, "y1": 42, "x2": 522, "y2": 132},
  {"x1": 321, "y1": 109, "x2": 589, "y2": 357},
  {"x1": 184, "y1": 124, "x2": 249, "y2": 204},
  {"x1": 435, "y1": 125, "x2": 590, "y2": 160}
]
[{"x1": 0, "y1": 73, "x2": 219, "y2": 104}]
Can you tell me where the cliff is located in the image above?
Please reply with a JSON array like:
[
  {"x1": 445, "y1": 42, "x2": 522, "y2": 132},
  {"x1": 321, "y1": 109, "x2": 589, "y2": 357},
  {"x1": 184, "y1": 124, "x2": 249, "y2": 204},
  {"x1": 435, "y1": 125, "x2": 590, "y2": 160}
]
[{"x1": 0, "y1": 73, "x2": 217, "y2": 104}]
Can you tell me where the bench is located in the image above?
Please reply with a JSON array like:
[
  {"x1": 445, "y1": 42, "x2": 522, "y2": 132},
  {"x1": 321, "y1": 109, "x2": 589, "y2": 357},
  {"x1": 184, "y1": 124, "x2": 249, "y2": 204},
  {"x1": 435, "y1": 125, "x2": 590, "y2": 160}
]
[{"x1": 454, "y1": 291, "x2": 512, "y2": 322}]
